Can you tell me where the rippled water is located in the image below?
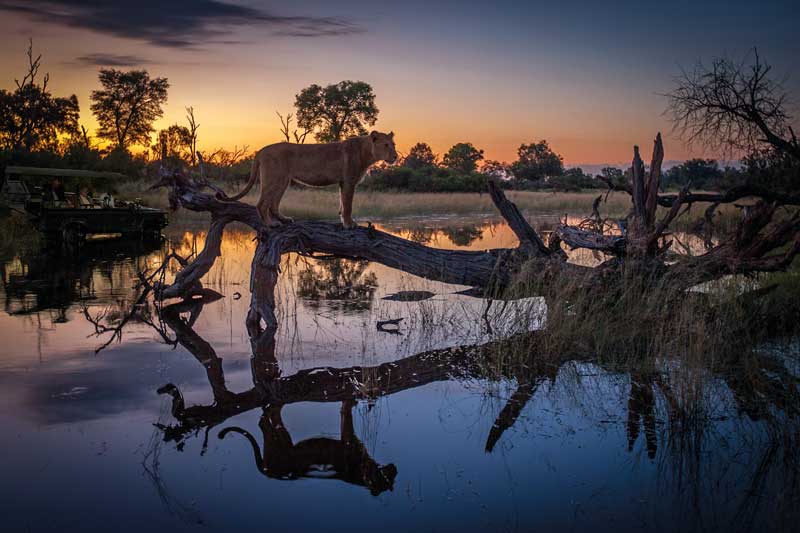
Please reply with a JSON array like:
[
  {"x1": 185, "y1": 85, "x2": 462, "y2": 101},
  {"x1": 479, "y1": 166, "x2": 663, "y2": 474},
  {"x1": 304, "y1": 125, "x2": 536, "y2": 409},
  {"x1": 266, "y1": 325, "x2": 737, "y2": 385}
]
[{"x1": 0, "y1": 218, "x2": 797, "y2": 532}]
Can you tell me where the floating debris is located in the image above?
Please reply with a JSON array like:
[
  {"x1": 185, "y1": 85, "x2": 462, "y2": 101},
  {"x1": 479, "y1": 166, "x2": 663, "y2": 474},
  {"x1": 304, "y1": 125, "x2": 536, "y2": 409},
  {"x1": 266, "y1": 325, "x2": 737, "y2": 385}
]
[{"x1": 382, "y1": 290, "x2": 435, "y2": 302}]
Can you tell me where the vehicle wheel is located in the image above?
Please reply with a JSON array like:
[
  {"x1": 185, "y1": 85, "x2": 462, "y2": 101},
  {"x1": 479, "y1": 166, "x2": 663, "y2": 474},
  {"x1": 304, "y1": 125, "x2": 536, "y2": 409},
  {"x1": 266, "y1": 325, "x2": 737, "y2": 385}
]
[{"x1": 61, "y1": 221, "x2": 87, "y2": 250}]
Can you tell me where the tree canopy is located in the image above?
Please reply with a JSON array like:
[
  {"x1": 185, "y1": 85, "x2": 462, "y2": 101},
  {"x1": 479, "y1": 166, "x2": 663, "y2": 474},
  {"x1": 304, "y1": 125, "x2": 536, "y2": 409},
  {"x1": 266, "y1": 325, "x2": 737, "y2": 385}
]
[
  {"x1": 403, "y1": 142, "x2": 437, "y2": 169},
  {"x1": 443, "y1": 142, "x2": 484, "y2": 174},
  {"x1": 511, "y1": 140, "x2": 564, "y2": 182},
  {"x1": 294, "y1": 80, "x2": 378, "y2": 143},
  {"x1": 153, "y1": 124, "x2": 192, "y2": 162},
  {"x1": 90, "y1": 69, "x2": 169, "y2": 151},
  {"x1": 0, "y1": 41, "x2": 79, "y2": 151},
  {"x1": 662, "y1": 158, "x2": 723, "y2": 189}
]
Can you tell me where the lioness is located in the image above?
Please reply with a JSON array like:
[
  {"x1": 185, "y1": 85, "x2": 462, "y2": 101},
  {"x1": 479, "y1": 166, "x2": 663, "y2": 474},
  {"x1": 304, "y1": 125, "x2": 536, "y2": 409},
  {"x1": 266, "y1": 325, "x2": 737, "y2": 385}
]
[{"x1": 220, "y1": 131, "x2": 398, "y2": 228}]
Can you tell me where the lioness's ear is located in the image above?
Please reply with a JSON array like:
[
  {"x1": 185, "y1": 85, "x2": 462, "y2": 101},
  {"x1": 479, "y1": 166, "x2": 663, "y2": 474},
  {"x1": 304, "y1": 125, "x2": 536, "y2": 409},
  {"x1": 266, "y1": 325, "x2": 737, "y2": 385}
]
[
  {"x1": 389, "y1": 131, "x2": 395, "y2": 138},
  {"x1": 370, "y1": 131, "x2": 379, "y2": 141}
]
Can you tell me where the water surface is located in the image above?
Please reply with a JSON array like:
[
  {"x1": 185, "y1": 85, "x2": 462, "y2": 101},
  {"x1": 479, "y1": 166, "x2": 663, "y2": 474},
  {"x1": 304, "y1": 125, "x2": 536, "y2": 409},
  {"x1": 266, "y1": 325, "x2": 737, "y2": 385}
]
[{"x1": 0, "y1": 218, "x2": 797, "y2": 532}]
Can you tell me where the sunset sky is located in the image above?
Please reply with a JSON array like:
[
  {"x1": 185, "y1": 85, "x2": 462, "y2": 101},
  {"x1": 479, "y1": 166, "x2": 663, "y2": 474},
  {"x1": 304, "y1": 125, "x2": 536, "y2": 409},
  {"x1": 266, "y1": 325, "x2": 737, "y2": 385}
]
[{"x1": 0, "y1": 0, "x2": 797, "y2": 165}]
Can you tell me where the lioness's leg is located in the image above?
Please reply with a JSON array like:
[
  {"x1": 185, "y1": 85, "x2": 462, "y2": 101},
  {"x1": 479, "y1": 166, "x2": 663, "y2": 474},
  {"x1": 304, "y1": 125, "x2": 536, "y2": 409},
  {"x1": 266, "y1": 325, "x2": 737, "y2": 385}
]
[
  {"x1": 269, "y1": 177, "x2": 293, "y2": 223},
  {"x1": 340, "y1": 182, "x2": 356, "y2": 228},
  {"x1": 257, "y1": 186, "x2": 280, "y2": 228},
  {"x1": 256, "y1": 163, "x2": 285, "y2": 227},
  {"x1": 257, "y1": 200, "x2": 278, "y2": 228}
]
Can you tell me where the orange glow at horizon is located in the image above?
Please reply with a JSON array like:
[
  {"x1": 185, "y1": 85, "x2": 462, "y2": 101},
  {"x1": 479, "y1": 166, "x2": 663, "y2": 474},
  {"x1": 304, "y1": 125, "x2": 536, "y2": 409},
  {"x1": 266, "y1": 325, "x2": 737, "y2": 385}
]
[{"x1": 0, "y1": 4, "x2": 769, "y2": 167}]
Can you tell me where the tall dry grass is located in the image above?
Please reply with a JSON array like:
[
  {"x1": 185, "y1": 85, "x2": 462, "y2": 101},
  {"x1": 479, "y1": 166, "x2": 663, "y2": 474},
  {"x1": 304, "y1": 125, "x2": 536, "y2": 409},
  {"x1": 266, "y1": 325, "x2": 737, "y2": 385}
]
[
  {"x1": 117, "y1": 181, "x2": 635, "y2": 223},
  {"x1": 120, "y1": 180, "x2": 748, "y2": 232},
  {"x1": 483, "y1": 262, "x2": 800, "y2": 426}
]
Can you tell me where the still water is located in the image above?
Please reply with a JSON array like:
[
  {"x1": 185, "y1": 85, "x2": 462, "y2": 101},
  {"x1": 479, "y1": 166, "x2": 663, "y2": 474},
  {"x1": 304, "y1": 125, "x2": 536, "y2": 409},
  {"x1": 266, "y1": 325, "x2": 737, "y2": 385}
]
[{"x1": 0, "y1": 218, "x2": 797, "y2": 532}]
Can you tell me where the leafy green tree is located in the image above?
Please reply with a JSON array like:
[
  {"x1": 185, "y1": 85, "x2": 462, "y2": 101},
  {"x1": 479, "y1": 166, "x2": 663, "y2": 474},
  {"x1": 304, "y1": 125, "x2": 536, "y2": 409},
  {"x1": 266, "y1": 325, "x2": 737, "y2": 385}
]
[
  {"x1": 481, "y1": 159, "x2": 511, "y2": 179},
  {"x1": 511, "y1": 140, "x2": 564, "y2": 182},
  {"x1": 0, "y1": 41, "x2": 79, "y2": 151},
  {"x1": 663, "y1": 158, "x2": 722, "y2": 189},
  {"x1": 600, "y1": 167, "x2": 623, "y2": 181},
  {"x1": 443, "y1": 142, "x2": 484, "y2": 174},
  {"x1": 294, "y1": 81, "x2": 378, "y2": 142},
  {"x1": 403, "y1": 142, "x2": 437, "y2": 169},
  {"x1": 547, "y1": 168, "x2": 599, "y2": 191},
  {"x1": 90, "y1": 69, "x2": 169, "y2": 151}
]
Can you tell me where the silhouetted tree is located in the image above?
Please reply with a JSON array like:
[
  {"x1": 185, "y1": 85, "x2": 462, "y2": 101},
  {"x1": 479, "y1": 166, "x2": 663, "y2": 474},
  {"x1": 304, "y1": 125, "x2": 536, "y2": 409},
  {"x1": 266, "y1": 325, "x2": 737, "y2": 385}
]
[
  {"x1": 741, "y1": 147, "x2": 800, "y2": 191},
  {"x1": 600, "y1": 167, "x2": 623, "y2": 181},
  {"x1": 90, "y1": 69, "x2": 169, "y2": 151},
  {"x1": 185, "y1": 106, "x2": 199, "y2": 165},
  {"x1": 276, "y1": 110, "x2": 310, "y2": 144},
  {"x1": 152, "y1": 124, "x2": 192, "y2": 162},
  {"x1": 403, "y1": 142, "x2": 437, "y2": 169},
  {"x1": 663, "y1": 158, "x2": 723, "y2": 189},
  {"x1": 295, "y1": 81, "x2": 378, "y2": 142},
  {"x1": 443, "y1": 142, "x2": 484, "y2": 173},
  {"x1": 511, "y1": 140, "x2": 564, "y2": 182},
  {"x1": 481, "y1": 159, "x2": 511, "y2": 180},
  {"x1": 0, "y1": 40, "x2": 79, "y2": 151},
  {"x1": 666, "y1": 49, "x2": 800, "y2": 162}
]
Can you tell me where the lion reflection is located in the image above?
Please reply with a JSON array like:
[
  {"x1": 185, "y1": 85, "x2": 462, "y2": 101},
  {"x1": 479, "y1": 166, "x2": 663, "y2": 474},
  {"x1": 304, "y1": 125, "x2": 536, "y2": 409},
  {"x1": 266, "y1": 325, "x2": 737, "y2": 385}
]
[
  {"x1": 220, "y1": 402, "x2": 397, "y2": 495},
  {"x1": 141, "y1": 292, "x2": 799, "y2": 524}
]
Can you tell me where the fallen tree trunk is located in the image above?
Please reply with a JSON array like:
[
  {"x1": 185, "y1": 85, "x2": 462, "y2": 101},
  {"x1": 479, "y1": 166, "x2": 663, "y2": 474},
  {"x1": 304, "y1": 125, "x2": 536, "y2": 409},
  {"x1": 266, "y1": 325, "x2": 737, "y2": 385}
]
[
  {"x1": 149, "y1": 133, "x2": 800, "y2": 307},
  {"x1": 150, "y1": 169, "x2": 580, "y2": 301}
]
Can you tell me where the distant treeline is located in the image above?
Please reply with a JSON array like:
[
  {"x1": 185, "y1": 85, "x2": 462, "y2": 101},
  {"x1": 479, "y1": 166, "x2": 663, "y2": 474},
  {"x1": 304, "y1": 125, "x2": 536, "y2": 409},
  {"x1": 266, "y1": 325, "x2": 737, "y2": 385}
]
[
  {"x1": 361, "y1": 141, "x2": 796, "y2": 193},
  {"x1": 2, "y1": 41, "x2": 796, "y2": 194}
]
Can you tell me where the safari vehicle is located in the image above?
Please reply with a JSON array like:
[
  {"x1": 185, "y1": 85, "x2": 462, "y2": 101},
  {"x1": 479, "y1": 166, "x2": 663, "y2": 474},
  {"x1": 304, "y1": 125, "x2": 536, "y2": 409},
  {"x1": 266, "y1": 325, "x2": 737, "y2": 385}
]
[{"x1": 1, "y1": 166, "x2": 168, "y2": 245}]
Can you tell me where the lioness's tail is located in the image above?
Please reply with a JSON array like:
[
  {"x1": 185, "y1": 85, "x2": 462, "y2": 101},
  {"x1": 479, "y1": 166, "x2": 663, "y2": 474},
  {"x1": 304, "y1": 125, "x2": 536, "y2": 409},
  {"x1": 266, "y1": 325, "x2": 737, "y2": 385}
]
[{"x1": 217, "y1": 157, "x2": 259, "y2": 202}]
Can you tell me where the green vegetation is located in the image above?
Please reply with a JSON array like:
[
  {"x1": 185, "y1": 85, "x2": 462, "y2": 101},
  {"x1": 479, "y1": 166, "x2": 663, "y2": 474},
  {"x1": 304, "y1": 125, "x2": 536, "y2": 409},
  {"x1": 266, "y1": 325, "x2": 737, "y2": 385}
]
[
  {"x1": 442, "y1": 142, "x2": 484, "y2": 174},
  {"x1": 510, "y1": 140, "x2": 564, "y2": 182},
  {"x1": 294, "y1": 80, "x2": 378, "y2": 142},
  {"x1": 361, "y1": 165, "x2": 487, "y2": 193}
]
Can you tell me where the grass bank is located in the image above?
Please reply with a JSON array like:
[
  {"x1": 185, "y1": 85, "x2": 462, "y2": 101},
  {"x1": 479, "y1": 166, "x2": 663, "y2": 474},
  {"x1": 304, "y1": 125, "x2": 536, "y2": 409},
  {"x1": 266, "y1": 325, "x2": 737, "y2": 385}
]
[
  {"x1": 121, "y1": 183, "x2": 636, "y2": 223},
  {"x1": 122, "y1": 182, "x2": 747, "y2": 231}
]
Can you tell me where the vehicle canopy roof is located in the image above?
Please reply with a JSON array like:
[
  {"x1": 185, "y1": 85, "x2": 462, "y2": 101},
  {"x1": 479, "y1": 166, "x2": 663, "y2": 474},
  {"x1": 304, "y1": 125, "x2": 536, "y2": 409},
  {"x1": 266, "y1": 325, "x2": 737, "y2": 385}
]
[
  {"x1": 4, "y1": 166, "x2": 127, "y2": 180},
  {"x1": 3, "y1": 166, "x2": 129, "y2": 192}
]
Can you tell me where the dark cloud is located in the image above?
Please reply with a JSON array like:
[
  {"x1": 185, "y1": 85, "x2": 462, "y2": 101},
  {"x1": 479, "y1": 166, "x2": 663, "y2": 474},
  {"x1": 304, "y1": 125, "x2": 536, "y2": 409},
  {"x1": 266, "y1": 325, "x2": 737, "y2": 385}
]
[
  {"x1": 73, "y1": 53, "x2": 152, "y2": 67},
  {"x1": 0, "y1": 0, "x2": 363, "y2": 49}
]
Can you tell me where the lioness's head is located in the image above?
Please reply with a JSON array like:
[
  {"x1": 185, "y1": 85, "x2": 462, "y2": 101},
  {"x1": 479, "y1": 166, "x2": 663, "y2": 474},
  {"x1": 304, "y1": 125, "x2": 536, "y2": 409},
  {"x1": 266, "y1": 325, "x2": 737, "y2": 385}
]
[{"x1": 369, "y1": 130, "x2": 398, "y2": 164}]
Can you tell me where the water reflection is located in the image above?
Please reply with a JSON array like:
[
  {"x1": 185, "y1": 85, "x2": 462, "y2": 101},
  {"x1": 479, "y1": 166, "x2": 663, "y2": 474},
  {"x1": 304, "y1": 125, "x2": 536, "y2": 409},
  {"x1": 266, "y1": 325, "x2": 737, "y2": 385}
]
[
  {"x1": 296, "y1": 258, "x2": 378, "y2": 312},
  {"x1": 151, "y1": 295, "x2": 557, "y2": 492},
  {"x1": 0, "y1": 220, "x2": 798, "y2": 531},
  {"x1": 2, "y1": 238, "x2": 162, "y2": 319},
  {"x1": 142, "y1": 289, "x2": 800, "y2": 530}
]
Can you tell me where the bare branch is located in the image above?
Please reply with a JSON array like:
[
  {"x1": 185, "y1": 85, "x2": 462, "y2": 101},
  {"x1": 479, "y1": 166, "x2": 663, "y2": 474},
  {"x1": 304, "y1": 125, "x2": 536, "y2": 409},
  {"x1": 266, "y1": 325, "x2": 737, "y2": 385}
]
[{"x1": 665, "y1": 49, "x2": 799, "y2": 161}]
